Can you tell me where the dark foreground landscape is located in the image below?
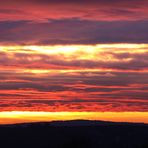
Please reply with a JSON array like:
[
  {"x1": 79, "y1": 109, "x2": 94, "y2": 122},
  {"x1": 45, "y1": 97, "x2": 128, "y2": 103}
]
[{"x1": 0, "y1": 120, "x2": 148, "y2": 148}]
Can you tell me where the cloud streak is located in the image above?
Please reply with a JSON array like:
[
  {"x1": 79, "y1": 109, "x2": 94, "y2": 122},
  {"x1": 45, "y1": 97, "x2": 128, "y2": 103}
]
[
  {"x1": 0, "y1": 20, "x2": 148, "y2": 45},
  {"x1": 0, "y1": 0, "x2": 148, "y2": 22}
]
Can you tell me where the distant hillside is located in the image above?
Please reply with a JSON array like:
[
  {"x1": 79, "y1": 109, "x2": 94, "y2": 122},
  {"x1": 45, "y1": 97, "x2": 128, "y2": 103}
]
[{"x1": 0, "y1": 120, "x2": 148, "y2": 148}]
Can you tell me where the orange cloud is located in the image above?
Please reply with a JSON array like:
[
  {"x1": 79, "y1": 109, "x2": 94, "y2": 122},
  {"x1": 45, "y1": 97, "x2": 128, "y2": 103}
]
[{"x1": 0, "y1": 44, "x2": 147, "y2": 112}]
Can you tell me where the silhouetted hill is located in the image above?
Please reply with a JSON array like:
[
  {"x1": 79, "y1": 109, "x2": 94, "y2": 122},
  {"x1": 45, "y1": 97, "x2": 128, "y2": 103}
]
[{"x1": 0, "y1": 120, "x2": 148, "y2": 148}]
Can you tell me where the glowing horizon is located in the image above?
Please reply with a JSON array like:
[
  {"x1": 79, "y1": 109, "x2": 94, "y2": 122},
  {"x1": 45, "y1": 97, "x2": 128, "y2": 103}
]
[{"x1": 0, "y1": 111, "x2": 148, "y2": 124}]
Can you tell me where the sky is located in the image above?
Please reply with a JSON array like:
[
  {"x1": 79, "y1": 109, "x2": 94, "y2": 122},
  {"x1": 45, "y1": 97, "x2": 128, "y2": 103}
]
[{"x1": 0, "y1": 0, "x2": 148, "y2": 123}]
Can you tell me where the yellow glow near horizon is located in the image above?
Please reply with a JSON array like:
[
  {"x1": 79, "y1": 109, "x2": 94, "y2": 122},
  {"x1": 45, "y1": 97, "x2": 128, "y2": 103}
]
[
  {"x1": 0, "y1": 111, "x2": 147, "y2": 124},
  {"x1": 1, "y1": 43, "x2": 147, "y2": 54}
]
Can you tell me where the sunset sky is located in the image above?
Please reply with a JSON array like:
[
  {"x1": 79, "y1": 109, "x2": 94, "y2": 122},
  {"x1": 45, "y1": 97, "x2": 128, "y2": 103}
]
[{"x1": 0, "y1": 0, "x2": 148, "y2": 124}]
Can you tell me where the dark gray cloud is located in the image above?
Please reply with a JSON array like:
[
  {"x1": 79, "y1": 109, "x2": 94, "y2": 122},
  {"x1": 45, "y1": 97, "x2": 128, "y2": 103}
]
[{"x1": 0, "y1": 20, "x2": 148, "y2": 44}]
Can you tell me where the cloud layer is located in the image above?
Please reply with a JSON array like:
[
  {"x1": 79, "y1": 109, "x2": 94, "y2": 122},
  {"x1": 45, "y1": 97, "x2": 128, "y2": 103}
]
[
  {"x1": 0, "y1": 0, "x2": 148, "y2": 44},
  {"x1": 0, "y1": 45, "x2": 147, "y2": 111}
]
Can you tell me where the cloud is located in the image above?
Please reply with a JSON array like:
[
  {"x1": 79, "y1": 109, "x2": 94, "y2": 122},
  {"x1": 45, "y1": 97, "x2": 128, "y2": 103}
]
[
  {"x1": 0, "y1": 1, "x2": 148, "y2": 45},
  {"x1": 0, "y1": 0, "x2": 148, "y2": 22},
  {"x1": 0, "y1": 20, "x2": 148, "y2": 45},
  {"x1": 0, "y1": 44, "x2": 147, "y2": 111},
  {"x1": 0, "y1": 98, "x2": 147, "y2": 111},
  {"x1": 0, "y1": 45, "x2": 148, "y2": 70}
]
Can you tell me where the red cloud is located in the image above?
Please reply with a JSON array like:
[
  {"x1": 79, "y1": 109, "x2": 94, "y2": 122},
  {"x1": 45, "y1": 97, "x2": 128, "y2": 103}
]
[{"x1": 0, "y1": 0, "x2": 148, "y2": 21}]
